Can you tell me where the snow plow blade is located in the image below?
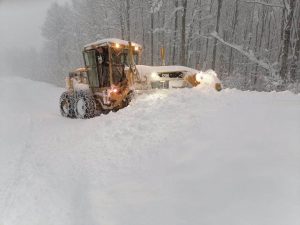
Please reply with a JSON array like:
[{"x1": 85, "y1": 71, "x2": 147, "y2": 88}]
[
  {"x1": 184, "y1": 71, "x2": 222, "y2": 91},
  {"x1": 135, "y1": 65, "x2": 222, "y2": 91}
]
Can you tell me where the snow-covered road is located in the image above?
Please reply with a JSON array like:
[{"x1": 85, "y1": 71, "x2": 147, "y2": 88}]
[{"x1": 0, "y1": 76, "x2": 300, "y2": 225}]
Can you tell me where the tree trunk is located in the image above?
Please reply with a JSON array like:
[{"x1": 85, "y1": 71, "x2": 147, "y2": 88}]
[
  {"x1": 228, "y1": 0, "x2": 239, "y2": 74},
  {"x1": 120, "y1": 12, "x2": 125, "y2": 40},
  {"x1": 290, "y1": 9, "x2": 300, "y2": 81},
  {"x1": 204, "y1": 0, "x2": 214, "y2": 69},
  {"x1": 277, "y1": 7, "x2": 286, "y2": 62},
  {"x1": 280, "y1": 0, "x2": 295, "y2": 82},
  {"x1": 172, "y1": 0, "x2": 179, "y2": 65},
  {"x1": 126, "y1": 0, "x2": 131, "y2": 41},
  {"x1": 254, "y1": 6, "x2": 267, "y2": 81},
  {"x1": 180, "y1": 0, "x2": 188, "y2": 66},
  {"x1": 161, "y1": 5, "x2": 166, "y2": 65},
  {"x1": 266, "y1": 13, "x2": 272, "y2": 51},
  {"x1": 140, "y1": 2, "x2": 145, "y2": 55},
  {"x1": 186, "y1": 0, "x2": 199, "y2": 67},
  {"x1": 195, "y1": 0, "x2": 202, "y2": 69},
  {"x1": 151, "y1": 11, "x2": 154, "y2": 66},
  {"x1": 212, "y1": 0, "x2": 223, "y2": 70}
]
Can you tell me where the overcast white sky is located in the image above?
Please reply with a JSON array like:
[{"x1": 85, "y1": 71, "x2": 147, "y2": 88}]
[{"x1": 0, "y1": 0, "x2": 70, "y2": 51}]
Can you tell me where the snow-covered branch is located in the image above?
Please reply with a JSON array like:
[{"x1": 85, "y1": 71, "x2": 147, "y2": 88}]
[
  {"x1": 210, "y1": 31, "x2": 276, "y2": 75},
  {"x1": 242, "y1": 0, "x2": 284, "y2": 8}
]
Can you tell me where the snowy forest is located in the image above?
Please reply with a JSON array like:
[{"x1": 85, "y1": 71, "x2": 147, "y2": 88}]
[
  {"x1": 6, "y1": 0, "x2": 300, "y2": 92},
  {"x1": 1, "y1": 1, "x2": 300, "y2": 224}
]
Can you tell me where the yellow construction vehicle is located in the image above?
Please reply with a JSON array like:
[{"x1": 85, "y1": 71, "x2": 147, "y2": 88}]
[
  {"x1": 59, "y1": 38, "x2": 142, "y2": 118},
  {"x1": 59, "y1": 38, "x2": 222, "y2": 118}
]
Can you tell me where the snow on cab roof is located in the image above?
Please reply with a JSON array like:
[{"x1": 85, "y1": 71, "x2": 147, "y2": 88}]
[{"x1": 84, "y1": 38, "x2": 142, "y2": 50}]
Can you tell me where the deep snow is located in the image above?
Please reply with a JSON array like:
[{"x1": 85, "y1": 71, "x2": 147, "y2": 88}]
[{"x1": 0, "y1": 76, "x2": 300, "y2": 225}]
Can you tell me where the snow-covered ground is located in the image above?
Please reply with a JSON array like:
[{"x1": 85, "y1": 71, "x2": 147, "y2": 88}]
[{"x1": 0, "y1": 76, "x2": 300, "y2": 225}]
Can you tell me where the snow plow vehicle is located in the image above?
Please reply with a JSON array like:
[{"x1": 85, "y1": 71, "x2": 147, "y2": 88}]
[
  {"x1": 59, "y1": 38, "x2": 222, "y2": 118},
  {"x1": 59, "y1": 39, "x2": 142, "y2": 118}
]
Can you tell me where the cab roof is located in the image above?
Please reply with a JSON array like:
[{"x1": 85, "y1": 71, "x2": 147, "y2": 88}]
[{"x1": 84, "y1": 38, "x2": 142, "y2": 51}]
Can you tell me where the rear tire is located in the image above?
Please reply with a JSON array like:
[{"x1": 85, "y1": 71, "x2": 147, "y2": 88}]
[
  {"x1": 59, "y1": 91, "x2": 75, "y2": 118},
  {"x1": 74, "y1": 91, "x2": 96, "y2": 119},
  {"x1": 102, "y1": 109, "x2": 110, "y2": 115}
]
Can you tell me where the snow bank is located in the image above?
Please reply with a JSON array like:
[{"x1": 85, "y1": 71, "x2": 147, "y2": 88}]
[{"x1": 0, "y1": 76, "x2": 300, "y2": 225}]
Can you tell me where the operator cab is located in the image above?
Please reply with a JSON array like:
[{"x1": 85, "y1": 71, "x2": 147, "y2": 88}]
[{"x1": 83, "y1": 38, "x2": 142, "y2": 89}]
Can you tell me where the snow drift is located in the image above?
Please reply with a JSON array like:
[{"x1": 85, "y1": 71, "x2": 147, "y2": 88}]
[{"x1": 0, "y1": 76, "x2": 300, "y2": 225}]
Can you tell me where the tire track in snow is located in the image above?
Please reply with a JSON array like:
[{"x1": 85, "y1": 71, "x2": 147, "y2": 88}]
[{"x1": 0, "y1": 115, "x2": 38, "y2": 222}]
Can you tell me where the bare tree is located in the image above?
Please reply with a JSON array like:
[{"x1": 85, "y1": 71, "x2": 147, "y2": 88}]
[
  {"x1": 228, "y1": 0, "x2": 240, "y2": 74},
  {"x1": 151, "y1": 8, "x2": 154, "y2": 65},
  {"x1": 126, "y1": 0, "x2": 131, "y2": 41},
  {"x1": 172, "y1": 0, "x2": 179, "y2": 65},
  {"x1": 280, "y1": 0, "x2": 296, "y2": 81},
  {"x1": 290, "y1": 2, "x2": 300, "y2": 81},
  {"x1": 212, "y1": 0, "x2": 223, "y2": 70},
  {"x1": 180, "y1": 0, "x2": 188, "y2": 65}
]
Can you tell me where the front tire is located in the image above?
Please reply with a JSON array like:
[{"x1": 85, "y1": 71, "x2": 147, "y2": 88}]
[
  {"x1": 59, "y1": 91, "x2": 75, "y2": 118},
  {"x1": 74, "y1": 91, "x2": 96, "y2": 119},
  {"x1": 123, "y1": 91, "x2": 134, "y2": 107}
]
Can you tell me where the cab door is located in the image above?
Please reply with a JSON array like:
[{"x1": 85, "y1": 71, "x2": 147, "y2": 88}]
[{"x1": 83, "y1": 50, "x2": 100, "y2": 88}]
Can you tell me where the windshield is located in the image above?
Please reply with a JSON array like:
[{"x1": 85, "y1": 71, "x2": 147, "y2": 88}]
[{"x1": 111, "y1": 49, "x2": 139, "y2": 66}]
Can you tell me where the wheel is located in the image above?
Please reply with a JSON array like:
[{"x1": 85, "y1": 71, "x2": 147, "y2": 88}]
[
  {"x1": 59, "y1": 91, "x2": 76, "y2": 118},
  {"x1": 123, "y1": 91, "x2": 135, "y2": 107},
  {"x1": 102, "y1": 109, "x2": 110, "y2": 115},
  {"x1": 74, "y1": 91, "x2": 96, "y2": 119}
]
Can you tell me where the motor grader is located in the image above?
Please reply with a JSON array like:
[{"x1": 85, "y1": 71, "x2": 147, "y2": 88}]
[
  {"x1": 60, "y1": 38, "x2": 222, "y2": 119},
  {"x1": 59, "y1": 39, "x2": 142, "y2": 118}
]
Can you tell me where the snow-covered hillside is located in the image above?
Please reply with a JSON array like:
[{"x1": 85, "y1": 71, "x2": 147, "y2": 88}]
[{"x1": 0, "y1": 76, "x2": 300, "y2": 225}]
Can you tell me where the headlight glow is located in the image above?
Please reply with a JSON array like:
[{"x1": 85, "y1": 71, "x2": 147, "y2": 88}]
[{"x1": 151, "y1": 72, "x2": 160, "y2": 81}]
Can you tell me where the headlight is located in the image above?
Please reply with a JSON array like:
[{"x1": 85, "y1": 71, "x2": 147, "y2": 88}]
[
  {"x1": 110, "y1": 87, "x2": 119, "y2": 94},
  {"x1": 151, "y1": 72, "x2": 160, "y2": 81}
]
